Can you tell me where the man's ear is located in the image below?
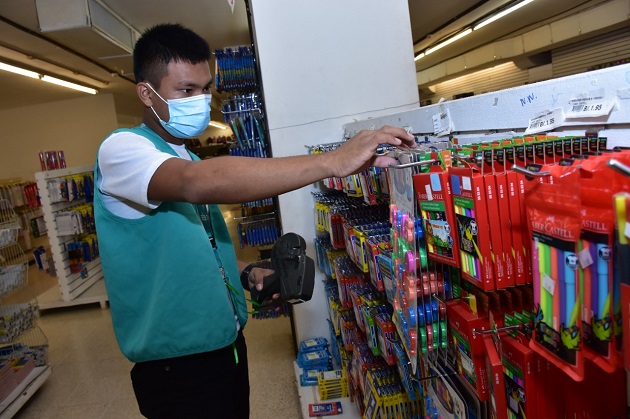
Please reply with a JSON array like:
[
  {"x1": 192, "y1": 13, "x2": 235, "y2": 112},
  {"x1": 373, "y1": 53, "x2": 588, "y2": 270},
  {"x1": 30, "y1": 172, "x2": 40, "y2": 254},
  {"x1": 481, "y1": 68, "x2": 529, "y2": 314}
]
[{"x1": 136, "y1": 83, "x2": 153, "y2": 107}]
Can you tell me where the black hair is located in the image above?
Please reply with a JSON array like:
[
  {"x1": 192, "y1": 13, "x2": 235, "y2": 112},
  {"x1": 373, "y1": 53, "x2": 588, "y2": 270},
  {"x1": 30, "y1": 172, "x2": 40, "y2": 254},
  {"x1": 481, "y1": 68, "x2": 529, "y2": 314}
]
[{"x1": 133, "y1": 23, "x2": 211, "y2": 87}]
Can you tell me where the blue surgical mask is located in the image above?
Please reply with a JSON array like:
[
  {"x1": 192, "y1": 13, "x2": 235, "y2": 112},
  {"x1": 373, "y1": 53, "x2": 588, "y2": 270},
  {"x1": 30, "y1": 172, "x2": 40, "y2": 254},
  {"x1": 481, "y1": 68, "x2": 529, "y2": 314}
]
[{"x1": 147, "y1": 83, "x2": 211, "y2": 139}]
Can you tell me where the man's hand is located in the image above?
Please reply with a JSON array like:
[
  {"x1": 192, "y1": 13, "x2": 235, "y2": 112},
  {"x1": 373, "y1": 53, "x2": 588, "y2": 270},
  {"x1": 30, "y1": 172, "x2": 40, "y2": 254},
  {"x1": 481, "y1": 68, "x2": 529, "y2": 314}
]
[
  {"x1": 247, "y1": 266, "x2": 274, "y2": 292},
  {"x1": 326, "y1": 125, "x2": 415, "y2": 178}
]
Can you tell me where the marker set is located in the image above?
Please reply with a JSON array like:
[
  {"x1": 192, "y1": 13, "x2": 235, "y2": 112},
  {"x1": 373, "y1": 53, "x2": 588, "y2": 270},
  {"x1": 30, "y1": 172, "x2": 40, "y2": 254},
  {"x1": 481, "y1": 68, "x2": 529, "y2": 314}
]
[
  {"x1": 577, "y1": 157, "x2": 620, "y2": 372},
  {"x1": 413, "y1": 163, "x2": 460, "y2": 268},
  {"x1": 450, "y1": 164, "x2": 495, "y2": 291},
  {"x1": 524, "y1": 163, "x2": 584, "y2": 380}
]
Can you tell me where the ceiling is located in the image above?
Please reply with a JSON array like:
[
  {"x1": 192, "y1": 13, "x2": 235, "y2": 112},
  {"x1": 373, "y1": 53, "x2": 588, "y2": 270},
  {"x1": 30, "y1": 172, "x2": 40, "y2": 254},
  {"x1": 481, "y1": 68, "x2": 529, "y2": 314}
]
[{"x1": 0, "y1": 0, "x2": 616, "y2": 117}]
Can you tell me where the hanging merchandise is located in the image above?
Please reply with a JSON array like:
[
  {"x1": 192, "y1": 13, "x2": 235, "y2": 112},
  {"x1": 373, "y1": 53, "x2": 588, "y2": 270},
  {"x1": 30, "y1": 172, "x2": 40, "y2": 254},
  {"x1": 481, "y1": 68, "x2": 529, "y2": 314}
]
[
  {"x1": 522, "y1": 162, "x2": 584, "y2": 381},
  {"x1": 577, "y1": 156, "x2": 619, "y2": 373},
  {"x1": 236, "y1": 215, "x2": 279, "y2": 248},
  {"x1": 222, "y1": 94, "x2": 268, "y2": 158},
  {"x1": 214, "y1": 47, "x2": 258, "y2": 93},
  {"x1": 215, "y1": 45, "x2": 281, "y2": 250}
]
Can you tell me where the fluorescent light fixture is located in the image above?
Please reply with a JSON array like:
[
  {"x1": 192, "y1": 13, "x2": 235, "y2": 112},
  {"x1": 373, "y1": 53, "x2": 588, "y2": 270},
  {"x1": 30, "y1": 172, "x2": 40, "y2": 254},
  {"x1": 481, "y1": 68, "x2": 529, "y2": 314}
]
[
  {"x1": 474, "y1": 0, "x2": 535, "y2": 31},
  {"x1": 414, "y1": 52, "x2": 425, "y2": 61},
  {"x1": 425, "y1": 28, "x2": 473, "y2": 55},
  {"x1": 208, "y1": 121, "x2": 228, "y2": 130},
  {"x1": 0, "y1": 62, "x2": 40, "y2": 79},
  {"x1": 0, "y1": 60, "x2": 98, "y2": 94},
  {"x1": 41, "y1": 76, "x2": 98, "y2": 95}
]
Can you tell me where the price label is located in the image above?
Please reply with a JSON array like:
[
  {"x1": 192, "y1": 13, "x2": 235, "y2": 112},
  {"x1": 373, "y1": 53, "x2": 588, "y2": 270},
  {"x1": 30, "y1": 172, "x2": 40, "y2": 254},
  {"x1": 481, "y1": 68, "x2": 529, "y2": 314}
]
[
  {"x1": 542, "y1": 273, "x2": 555, "y2": 296},
  {"x1": 433, "y1": 109, "x2": 453, "y2": 137},
  {"x1": 565, "y1": 89, "x2": 616, "y2": 119},
  {"x1": 524, "y1": 108, "x2": 565, "y2": 135},
  {"x1": 578, "y1": 247, "x2": 594, "y2": 269}
]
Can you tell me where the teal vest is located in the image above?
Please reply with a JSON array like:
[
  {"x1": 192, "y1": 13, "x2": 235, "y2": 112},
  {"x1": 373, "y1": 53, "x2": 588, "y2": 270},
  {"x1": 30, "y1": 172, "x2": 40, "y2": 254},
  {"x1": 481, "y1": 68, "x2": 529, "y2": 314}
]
[{"x1": 94, "y1": 125, "x2": 248, "y2": 363}]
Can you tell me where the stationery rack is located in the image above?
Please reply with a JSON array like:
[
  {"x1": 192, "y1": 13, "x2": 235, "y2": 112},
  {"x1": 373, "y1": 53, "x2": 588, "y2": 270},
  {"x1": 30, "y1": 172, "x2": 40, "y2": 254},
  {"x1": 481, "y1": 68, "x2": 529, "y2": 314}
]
[
  {"x1": 315, "y1": 63, "x2": 630, "y2": 418},
  {"x1": 34, "y1": 166, "x2": 107, "y2": 310},
  {"x1": 216, "y1": 42, "x2": 282, "y2": 250},
  {"x1": 0, "y1": 199, "x2": 51, "y2": 417}
]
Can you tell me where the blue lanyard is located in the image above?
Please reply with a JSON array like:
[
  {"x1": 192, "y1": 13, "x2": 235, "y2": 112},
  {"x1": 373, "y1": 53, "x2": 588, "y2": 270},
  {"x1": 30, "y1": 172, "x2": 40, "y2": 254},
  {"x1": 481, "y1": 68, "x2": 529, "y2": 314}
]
[{"x1": 195, "y1": 204, "x2": 230, "y2": 283}]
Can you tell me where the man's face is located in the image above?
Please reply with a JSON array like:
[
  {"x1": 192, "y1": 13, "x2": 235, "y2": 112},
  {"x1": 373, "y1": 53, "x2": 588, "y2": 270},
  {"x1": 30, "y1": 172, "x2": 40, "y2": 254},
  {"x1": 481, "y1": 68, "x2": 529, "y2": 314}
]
[{"x1": 150, "y1": 60, "x2": 213, "y2": 122}]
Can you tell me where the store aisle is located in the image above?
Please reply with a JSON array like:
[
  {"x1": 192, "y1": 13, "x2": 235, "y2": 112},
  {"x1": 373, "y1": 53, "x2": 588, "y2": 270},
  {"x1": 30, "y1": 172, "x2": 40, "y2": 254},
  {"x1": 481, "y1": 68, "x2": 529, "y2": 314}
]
[{"x1": 12, "y1": 205, "x2": 302, "y2": 419}]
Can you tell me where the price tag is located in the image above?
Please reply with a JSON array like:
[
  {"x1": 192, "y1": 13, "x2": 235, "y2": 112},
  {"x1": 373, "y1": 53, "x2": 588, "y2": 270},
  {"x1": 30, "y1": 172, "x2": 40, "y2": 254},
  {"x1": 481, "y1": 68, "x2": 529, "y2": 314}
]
[
  {"x1": 578, "y1": 247, "x2": 594, "y2": 269},
  {"x1": 433, "y1": 109, "x2": 453, "y2": 137},
  {"x1": 542, "y1": 273, "x2": 555, "y2": 296},
  {"x1": 525, "y1": 108, "x2": 565, "y2": 135},
  {"x1": 565, "y1": 89, "x2": 616, "y2": 119}
]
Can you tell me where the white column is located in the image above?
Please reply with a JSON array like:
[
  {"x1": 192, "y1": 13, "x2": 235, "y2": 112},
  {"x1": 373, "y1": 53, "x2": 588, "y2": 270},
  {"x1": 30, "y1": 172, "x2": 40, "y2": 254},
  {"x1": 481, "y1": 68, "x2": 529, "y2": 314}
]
[{"x1": 249, "y1": 0, "x2": 419, "y2": 342}]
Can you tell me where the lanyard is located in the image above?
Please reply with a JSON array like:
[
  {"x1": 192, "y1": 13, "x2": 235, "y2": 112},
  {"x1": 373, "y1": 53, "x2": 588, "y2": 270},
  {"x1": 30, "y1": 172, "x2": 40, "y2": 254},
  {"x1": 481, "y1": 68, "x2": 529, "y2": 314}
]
[{"x1": 195, "y1": 204, "x2": 231, "y2": 285}]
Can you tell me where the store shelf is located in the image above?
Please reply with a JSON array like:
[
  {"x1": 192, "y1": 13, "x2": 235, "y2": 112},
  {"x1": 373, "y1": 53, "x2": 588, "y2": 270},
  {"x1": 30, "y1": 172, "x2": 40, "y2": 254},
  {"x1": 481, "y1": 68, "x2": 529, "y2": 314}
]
[
  {"x1": 0, "y1": 365, "x2": 52, "y2": 418},
  {"x1": 34, "y1": 166, "x2": 106, "y2": 306},
  {"x1": 38, "y1": 278, "x2": 107, "y2": 311},
  {"x1": 293, "y1": 362, "x2": 359, "y2": 419}
]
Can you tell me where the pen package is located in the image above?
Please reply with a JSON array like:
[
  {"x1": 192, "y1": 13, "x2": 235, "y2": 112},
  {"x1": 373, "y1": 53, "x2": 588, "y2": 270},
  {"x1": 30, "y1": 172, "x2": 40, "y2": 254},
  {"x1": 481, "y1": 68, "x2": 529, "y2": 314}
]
[
  {"x1": 446, "y1": 300, "x2": 490, "y2": 401},
  {"x1": 578, "y1": 157, "x2": 617, "y2": 373},
  {"x1": 450, "y1": 165, "x2": 495, "y2": 291},
  {"x1": 610, "y1": 151, "x2": 630, "y2": 369},
  {"x1": 413, "y1": 165, "x2": 460, "y2": 268},
  {"x1": 500, "y1": 335, "x2": 538, "y2": 419},
  {"x1": 506, "y1": 170, "x2": 528, "y2": 285},
  {"x1": 524, "y1": 163, "x2": 584, "y2": 381},
  {"x1": 484, "y1": 335, "x2": 508, "y2": 419}
]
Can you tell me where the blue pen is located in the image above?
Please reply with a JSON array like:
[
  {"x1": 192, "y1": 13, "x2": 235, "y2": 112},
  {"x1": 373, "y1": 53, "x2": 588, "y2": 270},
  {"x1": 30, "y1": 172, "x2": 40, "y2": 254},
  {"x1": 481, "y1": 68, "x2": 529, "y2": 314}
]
[
  {"x1": 597, "y1": 244, "x2": 610, "y2": 318},
  {"x1": 564, "y1": 251, "x2": 577, "y2": 325}
]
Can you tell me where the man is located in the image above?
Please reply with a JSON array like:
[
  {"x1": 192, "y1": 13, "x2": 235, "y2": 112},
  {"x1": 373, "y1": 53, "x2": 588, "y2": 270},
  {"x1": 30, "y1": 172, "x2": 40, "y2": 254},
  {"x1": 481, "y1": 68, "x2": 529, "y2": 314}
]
[{"x1": 94, "y1": 23, "x2": 414, "y2": 418}]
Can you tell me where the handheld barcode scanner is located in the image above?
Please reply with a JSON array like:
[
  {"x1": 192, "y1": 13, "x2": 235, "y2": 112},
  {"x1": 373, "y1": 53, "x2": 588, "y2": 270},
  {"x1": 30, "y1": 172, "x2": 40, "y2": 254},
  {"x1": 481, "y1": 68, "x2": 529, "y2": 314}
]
[{"x1": 250, "y1": 233, "x2": 315, "y2": 305}]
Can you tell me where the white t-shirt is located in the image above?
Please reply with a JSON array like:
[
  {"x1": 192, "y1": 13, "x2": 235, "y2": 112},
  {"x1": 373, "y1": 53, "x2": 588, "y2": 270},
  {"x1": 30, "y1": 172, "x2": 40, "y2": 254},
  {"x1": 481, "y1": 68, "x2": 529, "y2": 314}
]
[{"x1": 97, "y1": 130, "x2": 191, "y2": 219}]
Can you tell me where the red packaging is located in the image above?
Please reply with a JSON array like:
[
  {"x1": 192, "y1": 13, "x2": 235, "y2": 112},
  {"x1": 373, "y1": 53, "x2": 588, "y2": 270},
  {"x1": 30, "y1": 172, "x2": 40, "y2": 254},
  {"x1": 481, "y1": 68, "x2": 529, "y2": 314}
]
[
  {"x1": 525, "y1": 163, "x2": 584, "y2": 381},
  {"x1": 447, "y1": 300, "x2": 490, "y2": 401},
  {"x1": 578, "y1": 157, "x2": 617, "y2": 373},
  {"x1": 413, "y1": 165, "x2": 460, "y2": 268},
  {"x1": 449, "y1": 165, "x2": 495, "y2": 291},
  {"x1": 501, "y1": 335, "x2": 537, "y2": 419},
  {"x1": 506, "y1": 171, "x2": 527, "y2": 285},
  {"x1": 483, "y1": 171, "x2": 507, "y2": 288},
  {"x1": 534, "y1": 352, "x2": 565, "y2": 419},
  {"x1": 484, "y1": 335, "x2": 507, "y2": 419}
]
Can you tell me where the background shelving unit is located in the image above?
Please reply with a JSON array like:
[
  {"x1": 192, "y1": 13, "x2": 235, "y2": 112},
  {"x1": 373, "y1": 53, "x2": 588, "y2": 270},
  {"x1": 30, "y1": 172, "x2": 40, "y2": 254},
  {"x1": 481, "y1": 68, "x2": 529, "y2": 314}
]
[
  {"x1": 0, "y1": 199, "x2": 51, "y2": 417},
  {"x1": 34, "y1": 166, "x2": 107, "y2": 310}
]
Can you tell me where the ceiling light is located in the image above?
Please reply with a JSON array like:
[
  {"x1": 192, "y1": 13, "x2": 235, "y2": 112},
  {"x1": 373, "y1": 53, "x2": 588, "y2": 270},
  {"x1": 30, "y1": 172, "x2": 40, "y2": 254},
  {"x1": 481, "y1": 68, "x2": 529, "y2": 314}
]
[
  {"x1": 0, "y1": 62, "x2": 40, "y2": 79},
  {"x1": 208, "y1": 121, "x2": 228, "y2": 130},
  {"x1": 425, "y1": 28, "x2": 473, "y2": 55},
  {"x1": 474, "y1": 0, "x2": 535, "y2": 31},
  {"x1": 41, "y1": 76, "x2": 98, "y2": 95},
  {"x1": 0, "y1": 60, "x2": 98, "y2": 94},
  {"x1": 414, "y1": 52, "x2": 425, "y2": 61}
]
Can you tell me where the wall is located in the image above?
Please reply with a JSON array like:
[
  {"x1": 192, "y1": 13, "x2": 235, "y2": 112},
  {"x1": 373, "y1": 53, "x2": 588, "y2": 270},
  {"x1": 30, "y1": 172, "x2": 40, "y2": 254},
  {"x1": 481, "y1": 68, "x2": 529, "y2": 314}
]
[
  {"x1": 250, "y1": 0, "x2": 419, "y2": 342},
  {"x1": 0, "y1": 94, "x2": 118, "y2": 181},
  {"x1": 422, "y1": 26, "x2": 630, "y2": 105}
]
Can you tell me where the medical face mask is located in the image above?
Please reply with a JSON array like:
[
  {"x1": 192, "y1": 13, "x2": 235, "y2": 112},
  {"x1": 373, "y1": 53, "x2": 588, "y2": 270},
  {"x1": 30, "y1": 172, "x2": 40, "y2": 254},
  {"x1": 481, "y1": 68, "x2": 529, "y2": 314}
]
[{"x1": 146, "y1": 83, "x2": 211, "y2": 139}]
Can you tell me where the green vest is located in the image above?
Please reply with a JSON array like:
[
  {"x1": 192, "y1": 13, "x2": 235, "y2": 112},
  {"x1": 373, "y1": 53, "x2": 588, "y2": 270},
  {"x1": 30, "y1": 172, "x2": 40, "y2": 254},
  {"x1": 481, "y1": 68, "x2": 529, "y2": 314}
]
[{"x1": 94, "y1": 125, "x2": 248, "y2": 363}]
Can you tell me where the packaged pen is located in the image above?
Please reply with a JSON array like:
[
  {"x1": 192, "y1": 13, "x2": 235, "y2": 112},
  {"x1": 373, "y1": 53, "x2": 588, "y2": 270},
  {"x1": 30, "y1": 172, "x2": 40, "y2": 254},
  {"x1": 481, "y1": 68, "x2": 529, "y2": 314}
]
[{"x1": 524, "y1": 163, "x2": 584, "y2": 381}]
